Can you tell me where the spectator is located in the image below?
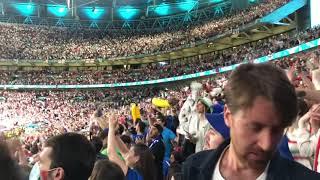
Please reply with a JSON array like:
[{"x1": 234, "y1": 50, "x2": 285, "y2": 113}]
[
  {"x1": 0, "y1": 140, "x2": 24, "y2": 180},
  {"x1": 186, "y1": 97, "x2": 213, "y2": 152},
  {"x1": 90, "y1": 159, "x2": 125, "y2": 180},
  {"x1": 132, "y1": 121, "x2": 147, "y2": 144},
  {"x1": 182, "y1": 63, "x2": 320, "y2": 179},
  {"x1": 204, "y1": 112, "x2": 230, "y2": 150},
  {"x1": 155, "y1": 114, "x2": 176, "y2": 161},
  {"x1": 107, "y1": 114, "x2": 157, "y2": 180},
  {"x1": 147, "y1": 124, "x2": 165, "y2": 180},
  {"x1": 38, "y1": 133, "x2": 96, "y2": 180}
]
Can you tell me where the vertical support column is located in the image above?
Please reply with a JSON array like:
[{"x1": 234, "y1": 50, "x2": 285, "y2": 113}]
[
  {"x1": 73, "y1": 0, "x2": 77, "y2": 18},
  {"x1": 111, "y1": 7, "x2": 114, "y2": 21},
  {"x1": 112, "y1": 0, "x2": 116, "y2": 21},
  {"x1": 1, "y1": 0, "x2": 5, "y2": 15},
  {"x1": 37, "y1": 3, "x2": 40, "y2": 18}
]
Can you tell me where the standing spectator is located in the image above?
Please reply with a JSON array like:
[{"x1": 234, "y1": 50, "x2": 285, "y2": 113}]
[
  {"x1": 186, "y1": 97, "x2": 213, "y2": 152},
  {"x1": 182, "y1": 63, "x2": 320, "y2": 179},
  {"x1": 132, "y1": 121, "x2": 147, "y2": 144},
  {"x1": 38, "y1": 133, "x2": 96, "y2": 180},
  {"x1": 297, "y1": 104, "x2": 320, "y2": 172},
  {"x1": 147, "y1": 124, "x2": 165, "y2": 180},
  {"x1": 90, "y1": 159, "x2": 125, "y2": 180},
  {"x1": 156, "y1": 114, "x2": 176, "y2": 161},
  {"x1": 107, "y1": 114, "x2": 157, "y2": 180}
]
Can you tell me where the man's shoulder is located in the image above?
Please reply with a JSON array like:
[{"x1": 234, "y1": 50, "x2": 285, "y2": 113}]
[
  {"x1": 270, "y1": 154, "x2": 320, "y2": 179},
  {"x1": 183, "y1": 149, "x2": 218, "y2": 169},
  {"x1": 285, "y1": 159, "x2": 320, "y2": 179},
  {"x1": 182, "y1": 149, "x2": 219, "y2": 180}
]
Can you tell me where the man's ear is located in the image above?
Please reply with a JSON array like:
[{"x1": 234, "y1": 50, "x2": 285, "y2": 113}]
[
  {"x1": 52, "y1": 167, "x2": 64, "y2": 180},
  {"x1": 224, "y1": 105, "x2": 232, "y2": 128}
]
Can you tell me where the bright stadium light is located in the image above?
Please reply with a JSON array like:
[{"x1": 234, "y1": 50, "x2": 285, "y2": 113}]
[
  {"x1": 311, "y1": 0, "x2": 320, "y2": 28},
  {"x1": 178, "y1": 0, "x2": 198, "y2": 12},
  {"x1": 118, "y1": 6, "x2": 139, "y2": 20},
  {"x1": 47, "y1": 4, "x2": 68, "y2": 17},
  {"x1": 12, "y1": 3, "x2": 36, "y2": 16},
  {"x1": 210, "y1": 0, "x2": 224, "y2": 3},
  {"x1": 154, "y1": 3, "x2": 170, "y2": 16},
  {"x1": 82, "y1": 7, "x2": 106, "y2": 20},
  {"x1": 58, "y1": 7, "x2": 65, "y2": 13}
]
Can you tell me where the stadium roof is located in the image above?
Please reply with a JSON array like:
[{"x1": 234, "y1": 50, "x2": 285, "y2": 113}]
[{"x1": 0, "y1": 0, "x2": 259, "y2": 29}]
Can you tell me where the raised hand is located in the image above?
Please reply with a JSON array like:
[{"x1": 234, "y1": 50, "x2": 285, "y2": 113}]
[{"x1": 108, "y1": 113, "x2": 119, "y2": 130}]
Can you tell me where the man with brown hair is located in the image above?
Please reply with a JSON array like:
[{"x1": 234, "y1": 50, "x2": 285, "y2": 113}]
[{"x1": 182, "y1": 63, "x2": 320, "y2": 180}]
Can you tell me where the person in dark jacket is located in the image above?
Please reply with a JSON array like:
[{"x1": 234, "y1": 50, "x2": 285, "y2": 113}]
[
  {"x1": 182, "y1": 63, "x2": 320, "y2": 180},
  {"x1": 148, "y1": 124, "x2": 165, "y2": 180}
]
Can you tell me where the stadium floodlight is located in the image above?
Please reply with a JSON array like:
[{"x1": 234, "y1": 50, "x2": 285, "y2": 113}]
[
  {"x1": 210, "y1": 0, "x2": 224, "y2": 3},
  {"x1": 12, "y1": 3, "x2": 36, "y2": 16},
  {"x1": 154, "y1": 3, "x2": 170, "y2": 16},
  {"x1": 178, "y1": 0, "x2": 198, "y2": 12},
  {"x1": 118, "y1": 6, "x2": 139, "y2": 20},
  {"x1": 47, "y1": 4, "x2": 68, "y2": 17},
  {"x1": 82, "y1": 7, "x2": 106, "y2": 20},
  {"x1": 311, "y1": 0, "x2": 320, "y2": 28}
]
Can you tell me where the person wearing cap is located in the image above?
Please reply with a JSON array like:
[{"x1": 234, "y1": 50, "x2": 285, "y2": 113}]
[
  {"x1": 185, "y1": 97, "x2": 213, "y2": 153},
  {"x1": 204, "y1": 113, "x2": 230, "y2": 150},
  {"x1": 147, "y1": 124, "x2": 165, "y2": 180},
  {"x1": 177, "y1": 81, "x2": 202, "y2": 136}
]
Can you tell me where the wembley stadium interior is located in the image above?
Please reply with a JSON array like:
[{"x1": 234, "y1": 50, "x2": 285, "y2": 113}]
[{"x1": 1, "y1": 0, "x2": 320, "y2": 179}]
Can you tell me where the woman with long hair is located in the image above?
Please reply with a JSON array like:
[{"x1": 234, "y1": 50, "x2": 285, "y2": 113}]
[
  {"x1": 107, "y1": 114, "x2": 157, "y2": 180},
  {"x1": 90, "y1": 159, "x2": 125, "y2": 180}
]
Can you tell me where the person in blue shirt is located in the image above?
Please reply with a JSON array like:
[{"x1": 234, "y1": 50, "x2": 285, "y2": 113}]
[
  {"x1": 132, "y1": 121, "x2": 147, "y2": 143},
  {"x1": 108, "y1": 114, "x2": 157, "y2": 180},
  {"x1": 156, "y1": 114, "x2": 176, "y2": 161},
  {"x1": 147, "y1": 124, "x2": 165, "y2": 180}
]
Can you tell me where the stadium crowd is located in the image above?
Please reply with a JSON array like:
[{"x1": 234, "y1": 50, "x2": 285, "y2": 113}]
[
  {"x1": 2, "y1": 0, "x2": 320, "y2": 179},
  {"x1": 0, "y1": 0, "x2": 287, "y2": 61},
  {"x1": 1, "y1": 45, "x2": 320, "y2": 179},
  {"x1": 0, "y1": 25, "x2": 319, "y2": 85}
]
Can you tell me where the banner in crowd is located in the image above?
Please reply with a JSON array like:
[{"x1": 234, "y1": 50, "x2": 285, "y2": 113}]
[{"x1": 0, "y1": 37, "x2": 319, "y2": 89}]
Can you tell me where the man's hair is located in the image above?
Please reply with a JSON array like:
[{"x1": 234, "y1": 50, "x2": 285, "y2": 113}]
[
  {"x1": 132, "y1": 143, "x2": 157, "y2": 180},
  {"x1": 120, "y1": 135, "x2": 132, "y2": 145},
  {"x1": 90, "y1": 160, "x2": 125, "y2": 180},
  {"x1": 91, "y1": 136, "x2": 103, "y2": 154},
  {"x1": 45, "y1": 133, "x2": 96, "y2": 180},
  {"x1": 156, "y1": 113, "x2": 166, "y2": 124},
  {"x1": 137, "y1": 121, "x2": 146, "y2": 133},
  {"x1": 153, "y1": 124, "x2": 164, "y2": 134},
  {"x1": 224, "y1": 63, "x2": 298, "y2": 127},
  {"x1": 0, "y1": 141, "x2": 24, "y2": 180}
]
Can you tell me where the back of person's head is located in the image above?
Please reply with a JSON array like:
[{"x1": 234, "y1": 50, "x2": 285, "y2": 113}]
[
  {"x1": 156, "y1": 113, "x2": 167, "y2": 125},
  {"x1": 171, "y1": 151, "x2": 184, "y2": 164},
  {"x1": 90, "y1": 160, "x2": 125, "y2": 180},
  {"x1": 224, "y1": 63, "x2": 298, "y2": 127},
  {"x1": 120, "y1": 135, "x2": 132, "y2": 149},
  {"x1": 0, "y1": 141, "x2": 23, "y2": 180},
  {"x1": 99, "y1": 128, "x2": 109, "y2": 148},
  {"x1": 132, "y1": 143, "x2": 156, "y2": 180},
  {"x1": 91, "y1": 136, "x2": 103, "y2": 154},
  {"x1": 297, "y1": 98, "x2": 309, "y2": 117},
  {"x1": 137, "y1": 121, "x2": 146, "y2": 133},
  {"x1": 44, "y1": 133, "x2": 96, "y2": 180}
]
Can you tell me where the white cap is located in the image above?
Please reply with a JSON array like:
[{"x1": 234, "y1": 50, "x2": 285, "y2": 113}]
[{"x1": 210, "y1": 88, "x2": 222, "y2": 97}]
